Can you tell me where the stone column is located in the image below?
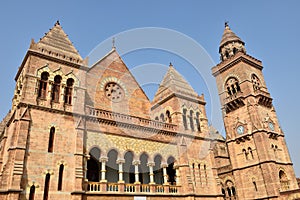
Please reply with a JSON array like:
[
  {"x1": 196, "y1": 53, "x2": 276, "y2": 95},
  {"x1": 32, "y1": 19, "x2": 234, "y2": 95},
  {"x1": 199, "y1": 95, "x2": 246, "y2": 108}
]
[
  {"x1": 100, "y1": 157, "x2": 108, "y2": 182},
  {"x1": 133, "y1": 160, "x2": 141, "y2": 184},
  {"x1": 147, "y1": 162, "x2": 155, "y2": 184},
  {"x1": 162, "y1": 163, "x2": 169, "y2": 185},
  {"x1": 174, "y1": 164, "x2": 180, "y2": 185},
  {"x1": 117, "y1": 159, "x2": 125, "y2": 183},
  {"x1": 84, "y1": 154, "x2": 90, "y2": 181}
]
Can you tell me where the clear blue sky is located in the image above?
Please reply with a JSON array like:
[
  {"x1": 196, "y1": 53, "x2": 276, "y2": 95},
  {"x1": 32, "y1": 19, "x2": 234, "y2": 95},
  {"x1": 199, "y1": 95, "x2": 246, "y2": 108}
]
[{"x1": 0, "y1": 1, "x2": 300, "y2": 176}]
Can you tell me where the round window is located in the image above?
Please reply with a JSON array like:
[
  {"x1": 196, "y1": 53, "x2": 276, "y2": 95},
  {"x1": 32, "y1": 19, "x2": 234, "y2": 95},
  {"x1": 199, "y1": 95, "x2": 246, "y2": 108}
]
[{"x1": 105, "y1": 82, "x2": 124, "y2": 102}]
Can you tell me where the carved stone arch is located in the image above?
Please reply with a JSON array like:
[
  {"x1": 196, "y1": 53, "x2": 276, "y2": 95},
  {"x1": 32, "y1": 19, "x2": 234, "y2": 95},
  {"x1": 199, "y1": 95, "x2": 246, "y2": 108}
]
[
  {"x1": 223, "y1": 176, "x2": 235, "y2": 185},
  {"x1": 153, "y1": 152, "x2": 164, "y2": 163},
  {"x1": 50, "y1": 67, "x2": 64, "y2": 82},
  {"x1": 137, "y1": 151, "x2": 151, "y2": 162},
  {"x1": 36, "y1": 65, "x2": 51, "y2": 77},
  {"x1": 88, "y1": 145, "x2": 102, "y2": 160},
  {"x1": 106, "y1": 147, "x2": 120, "y2": 159},
  {"x1": 47, "y1": 123, "x2": 59, "y2": 132},
  {"x1": 57, "y1": 160, "x2": 67, "y2": 168},
  {"x1": 64, "y1": 71, "x2": 80, "y2": 87},
  {"x1": 99, "y1": 76, "x2": 128, "y2": 96},
  {"x1": 223, "y1": 74, "x2": 241, "y2": 90},
  {"x1": 42, "y1": 169, "x2": 54, "y2": 176}
]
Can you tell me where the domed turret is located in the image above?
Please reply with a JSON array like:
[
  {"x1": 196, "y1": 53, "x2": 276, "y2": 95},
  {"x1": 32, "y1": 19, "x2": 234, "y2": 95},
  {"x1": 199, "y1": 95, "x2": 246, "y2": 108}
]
[{"x1": 219, "y1": 22, "x2": 246, "y2": 61}]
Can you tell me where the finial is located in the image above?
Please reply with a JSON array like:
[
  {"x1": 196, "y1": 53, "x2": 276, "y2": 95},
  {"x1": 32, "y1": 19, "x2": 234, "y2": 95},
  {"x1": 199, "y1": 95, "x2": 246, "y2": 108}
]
[
  {"x1": 169, "y1": 62, "x2": 173, "y2": 67},
  {"x1": 112, "y1": 37, "x2": 116, "y2": 49},
  {"x1": 55, "y1": 20, "x2": 60, "y2": 26},
  {"x1": 225, "y1": 21, "x2": 229, "y2": 28}
]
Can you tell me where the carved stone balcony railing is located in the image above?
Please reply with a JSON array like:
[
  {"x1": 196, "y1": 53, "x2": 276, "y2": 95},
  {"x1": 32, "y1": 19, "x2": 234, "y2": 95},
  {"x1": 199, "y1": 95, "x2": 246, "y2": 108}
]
[
  {"x1": 86, "y1": 106, "x2": 177, "y2": 133},
  {"x1": 223, "y1": 92, "x2": 245, "y2": 113},
  {"x1": 86, "y1": 182, "x2": 180, "y2": 194},
  {"x1": 254, "y1": 89, "x2": 273, "y2": 108}
]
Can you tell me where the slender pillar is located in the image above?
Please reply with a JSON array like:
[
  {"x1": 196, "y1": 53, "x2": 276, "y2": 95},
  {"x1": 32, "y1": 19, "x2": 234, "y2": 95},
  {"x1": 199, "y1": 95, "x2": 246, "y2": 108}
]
[
  {"x1": 174, "y1": 164, "x2": 180, "y2": 185},
  {"x1": 100, "y1": 157, "x2": 108, "y2": 182},
  {"x1": 84, "y1": 154, "x2": 90, "y2": 181},
  {"x1": 147, "y1": 162, "x2": 155, "y2": 184},
  {"x1": 117, "y1": 159, "x2": 125, "y2": 183},
  {"x1": 133, "y1": 160, "x2": 141, "y2": 184},
  {"x1": 162, "y1": 163, "x2": 168, "y2": 185}
]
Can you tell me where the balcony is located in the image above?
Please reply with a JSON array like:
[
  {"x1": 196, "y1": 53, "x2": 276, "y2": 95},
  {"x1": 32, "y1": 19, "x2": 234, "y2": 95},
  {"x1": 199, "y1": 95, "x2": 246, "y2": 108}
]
[
  {"x1": 254, "y1": 89, "x2": 273, "y2": 108},
  {"x1": 223, "y1": 91, "x2": 245, "y2": 113},
  {"x1": 86, "y1": 106, "x2": 177, "y2": 133},
  {"x1": 86, "y1": 182, "x2": 180, "y2": 195}
]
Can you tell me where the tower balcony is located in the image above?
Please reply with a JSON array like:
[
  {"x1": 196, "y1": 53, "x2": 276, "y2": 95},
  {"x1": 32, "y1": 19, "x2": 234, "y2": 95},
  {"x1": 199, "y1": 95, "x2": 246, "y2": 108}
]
[
  {"x1": 254, "y1": 89, "x2": 273, "y2": 108},
  {"x1": 223, "y1": 91, "x2": 245, "y2": 113}
]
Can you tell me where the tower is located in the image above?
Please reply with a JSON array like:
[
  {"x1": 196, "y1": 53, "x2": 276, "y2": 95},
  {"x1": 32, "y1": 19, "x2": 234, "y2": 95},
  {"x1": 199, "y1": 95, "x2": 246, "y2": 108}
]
[{"x1": 212, "y1": 23, "x2": 299, "y2": 199}]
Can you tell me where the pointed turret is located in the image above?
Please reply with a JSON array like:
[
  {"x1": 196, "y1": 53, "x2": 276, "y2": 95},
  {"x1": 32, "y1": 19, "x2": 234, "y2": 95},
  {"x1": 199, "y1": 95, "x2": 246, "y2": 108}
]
[
  {"x1": 219, "y1": 22, "x2": 246, "y2": 61},
  {"x1": 153, "y1": 63, "x2": 199, "y2": 103},
  {"x1": 30, "y1": 20, "x2": 83, "y2": 64}
]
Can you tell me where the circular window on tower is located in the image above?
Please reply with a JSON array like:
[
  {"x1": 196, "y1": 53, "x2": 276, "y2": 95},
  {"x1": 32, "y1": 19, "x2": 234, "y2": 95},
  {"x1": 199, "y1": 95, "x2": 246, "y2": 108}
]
[{"x1": 105, "y1": 82, "x2": 124, "y2": 102}]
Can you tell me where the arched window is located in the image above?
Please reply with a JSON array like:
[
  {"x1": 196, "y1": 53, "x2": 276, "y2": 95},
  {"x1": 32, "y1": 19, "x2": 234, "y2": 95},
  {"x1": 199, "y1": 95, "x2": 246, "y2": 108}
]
[
  {"x1": 155, "y1": 116, "x2": 159, "y2": 121},
  {"x1": 58, "y1": 164, "x2": 64, "y2": 191},
  {"x1": 38, "y1": 72, "x2": 49, "y2": 99},
  {"x1": 29, "y1": 185, "x2": 35, "y2": 200},
  {"x1": 243, "y1": 149, "x2": 248, "y2": 160},
  {"x1": 64, "y1": 78, "x2": 74, "y2": 105},
  {"x1": 51, "y1": 75, "x2": 62, "y2": 102},
  {"x1": 107, "y1": 150, "x2": 118, "y2": 183},
  {"x1": 252, "y1": 178, "x2": 258, "y2": 191},
  {"x1": 248, "y1": 147, "x2": 254, "y2": 159},
  {"x1": 196, "y1": 112, "x2": 201, "y2": 132},
  {"x1": 279, "y1": 170, "x2": 289, "y2": 191},
  {"x1": 139, "y1": 153, "x2": 149, "y2": 184},
  {"x1": 43, "y1": 173, "x2": 50, "y2": 200},
  {"x1": 154, "y1": 155, "x2": 163, "y2": 185},
  {"x1": 160, "y1": 113, "x2": 165, "y2": 122},
  {"x1": 224, "y1": 180, "x2": 237, "y2": 198},
  {"x1": 124, "y1": 151, "x2": 135, "y2": 184},
  {"x1": 167, "y1": 156, "x2": 176, "y2": 185},
  {"x1": 182, "y1": 109, "x2": 188, "y2": 130},
  {"x1": 251, "y1": 74, "x2": 261, "y2": 91},
  {"x1": 48, "y1": 127, "x2": 55, "y2": 153},
  {"x1": 87, "y1": 147, "x2": 100, "y2": 182},
  {"x1": 233, "y1": 47, "x2": 237, "y2": 55},
  {"x1": 189, "y1": 110, "x2": 194, "y2": 131},
  {"x1": 166, "y1": 110, "x2": 172, "y2": 123},
  {"x1": 225, "y1": 77, "x2": 241, "y2": 96}
]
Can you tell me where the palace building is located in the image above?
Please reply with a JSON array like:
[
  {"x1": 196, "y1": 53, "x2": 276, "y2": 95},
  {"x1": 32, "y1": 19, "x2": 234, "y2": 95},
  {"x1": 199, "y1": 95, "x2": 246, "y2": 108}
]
[{"x1": 0, "y1": 21, "x2": 299, "y2": 200}]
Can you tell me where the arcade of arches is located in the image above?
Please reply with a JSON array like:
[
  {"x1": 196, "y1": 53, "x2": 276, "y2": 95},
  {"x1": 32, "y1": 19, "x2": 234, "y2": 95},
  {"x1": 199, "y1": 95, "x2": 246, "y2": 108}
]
[{"x1": 87, "y1": 147, "x2": 177, "y2": 185}]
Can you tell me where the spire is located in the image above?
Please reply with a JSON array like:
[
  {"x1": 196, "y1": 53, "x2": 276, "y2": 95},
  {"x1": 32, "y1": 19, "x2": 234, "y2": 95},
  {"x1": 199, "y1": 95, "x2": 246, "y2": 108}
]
[
  {"x1": 153, "y1": 63, "x2": 199, "y2": 103},
  {"x1": 219, "y1": 22, "x2": 246, "y2": 61},
  {"x1": 32, "y1": 21, "x2": 83, "y2": 63}
]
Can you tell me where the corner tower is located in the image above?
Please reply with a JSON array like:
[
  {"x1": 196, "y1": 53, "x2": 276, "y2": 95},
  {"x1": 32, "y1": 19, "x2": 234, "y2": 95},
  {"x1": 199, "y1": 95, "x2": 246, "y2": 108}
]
[{"x1": 212, "y1": 23, "x2": 299, "y2": 199}]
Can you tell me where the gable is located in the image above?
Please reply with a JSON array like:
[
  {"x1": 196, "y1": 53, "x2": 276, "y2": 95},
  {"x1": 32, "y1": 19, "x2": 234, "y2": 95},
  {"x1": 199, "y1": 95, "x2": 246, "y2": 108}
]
[{"x1": 86, "y1": 50, "x2": 151, "y2": 118}]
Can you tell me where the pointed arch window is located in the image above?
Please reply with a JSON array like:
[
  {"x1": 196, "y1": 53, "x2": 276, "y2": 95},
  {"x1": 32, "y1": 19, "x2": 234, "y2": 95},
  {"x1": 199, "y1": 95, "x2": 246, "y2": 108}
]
[
  {"x1": 251, "y1": 74, "x2": 261, "y2": 91},
  {"x1": 52, "y1": 75, "x2": 62, "y2": 102},
  {"x1": 166, "y1": 110, "x2": 172, "y2": 123},
  {"x1": 248, "y1": 147, "x2": 254, "y2": 159},
  {"x1": 182, "y1": 109, "x2": 188, "y2": 130},
  {"x1": 189, "y1": 110, "x2": 194, "y2": 131},
  {"x1": 38, "y1": 72, "x2": 49, "y2": 99},
  {"x1": 43, "y1": 173, "x2": 50, "y2": 200},
  {"x1": 279, "y1": 170, "x2": 289, "y2": 191},
  {"x1": 58, "y1": 164, "x2": 64, "y2": 191},
  {"x1": 64, "y1": 78, "x2": 74, "y2": 105},
  {"x1": 29, "y1": 185, "x2": 35, "y2": 200},
  {"x1": 225, "y1": 77, "x2": 241, "y2": 96},
  {"x1": 167, "y1": 156, "x2": 176, "y2": 185},
  {"x1": 160, "y1": 113, "x2": 165, "y2": 122},
  {"x1": 196, "y1": 112, "x2": 201, "y2": 132},
  {"x1": 48, "y1": 127, "x2": 55, "y2": 153}
]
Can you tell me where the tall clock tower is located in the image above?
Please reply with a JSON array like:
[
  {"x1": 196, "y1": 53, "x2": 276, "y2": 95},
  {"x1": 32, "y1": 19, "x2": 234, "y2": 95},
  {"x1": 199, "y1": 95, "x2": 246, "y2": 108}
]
[{"x1": 212, "y1": 23, "x2": 299, "y2": 199}]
